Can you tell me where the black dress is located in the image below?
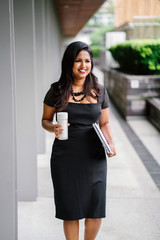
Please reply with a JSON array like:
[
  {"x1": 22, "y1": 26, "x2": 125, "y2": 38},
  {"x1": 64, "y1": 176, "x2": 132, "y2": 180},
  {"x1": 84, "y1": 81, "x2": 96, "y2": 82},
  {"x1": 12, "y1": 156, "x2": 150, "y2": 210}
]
[{"x1": 43, "y1": 85, "x2": 109, "y2": 220}]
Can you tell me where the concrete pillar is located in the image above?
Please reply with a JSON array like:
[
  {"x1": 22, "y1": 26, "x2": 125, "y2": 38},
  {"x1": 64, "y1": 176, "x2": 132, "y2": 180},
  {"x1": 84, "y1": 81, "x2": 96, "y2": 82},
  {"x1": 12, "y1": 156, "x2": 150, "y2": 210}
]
[
  {"x1": 34, "y1": 0, "x2": 63, "y2": 155},
  {"x1": 0, "y1": 0, "x2": 17, "y2": 239},
  {"x1": 43, "y1": 0, "x2": 62, "y2": 91},
  {"x1": 14, "y1": 0, "x2": 37, "y2": 200},
  {"x1": 34, "y1": 0, "x2": 46, "y2": 154}
]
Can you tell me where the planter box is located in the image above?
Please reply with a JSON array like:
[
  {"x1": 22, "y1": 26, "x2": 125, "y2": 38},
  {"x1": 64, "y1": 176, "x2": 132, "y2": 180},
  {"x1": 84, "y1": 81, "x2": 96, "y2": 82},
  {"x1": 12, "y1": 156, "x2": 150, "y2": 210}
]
[
  {"x1": 103, "y1": 68, "x2": 160, "y2": 118},
  {"x1": 147, "y1": 98, "x2": 160, "y2": 131}
]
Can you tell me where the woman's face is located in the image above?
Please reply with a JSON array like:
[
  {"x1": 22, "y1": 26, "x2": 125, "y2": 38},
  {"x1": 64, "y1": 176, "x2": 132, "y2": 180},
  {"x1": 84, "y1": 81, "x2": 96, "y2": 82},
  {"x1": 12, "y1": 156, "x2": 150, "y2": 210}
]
[{"x1": 72, "y1": 50, "x2": 92, "y2": 81}]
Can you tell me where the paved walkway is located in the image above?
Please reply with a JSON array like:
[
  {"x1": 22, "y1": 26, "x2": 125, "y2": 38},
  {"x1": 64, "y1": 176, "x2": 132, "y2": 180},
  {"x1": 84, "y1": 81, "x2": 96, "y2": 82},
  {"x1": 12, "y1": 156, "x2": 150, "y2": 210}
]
[{"x1": 18, "y1": 69, "x2": 160, "y2": 240}]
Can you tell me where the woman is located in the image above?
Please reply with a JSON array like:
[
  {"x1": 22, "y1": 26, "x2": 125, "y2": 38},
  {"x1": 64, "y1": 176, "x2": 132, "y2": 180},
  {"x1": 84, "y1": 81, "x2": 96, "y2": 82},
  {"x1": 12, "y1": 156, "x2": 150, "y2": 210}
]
[{"x1": 42, "y1": 41, "x2": 116, "y2": 240}]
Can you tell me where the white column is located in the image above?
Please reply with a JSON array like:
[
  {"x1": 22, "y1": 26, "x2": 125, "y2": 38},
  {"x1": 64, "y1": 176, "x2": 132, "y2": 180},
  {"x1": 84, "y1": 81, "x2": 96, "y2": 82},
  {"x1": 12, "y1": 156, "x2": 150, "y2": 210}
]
[
  {"x1": 43, "y1": 0, "x2": 62, "y2": 91},
  {"x1": 34, "y1": 0, "x2": 45, "y2": 154},
  {"x1": 34, "y1": 0, "x2": 63, "y2": 155},
  {"x1": 14, "y1": 0, "x2": 37, "y2": 201},
  {"x1": 0, "y1": 0, "x2": 17, "y2": 239}
]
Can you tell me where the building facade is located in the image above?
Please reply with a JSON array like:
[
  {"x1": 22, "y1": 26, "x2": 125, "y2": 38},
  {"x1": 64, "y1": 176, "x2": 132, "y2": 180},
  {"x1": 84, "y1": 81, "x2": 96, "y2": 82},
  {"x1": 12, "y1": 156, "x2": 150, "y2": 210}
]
[
  {"x1": 114, "y1": 0, "x2": 160, "y2": 28},
  {"x1": 114, "y1": 0, "x2": 160, "y2": 39}
]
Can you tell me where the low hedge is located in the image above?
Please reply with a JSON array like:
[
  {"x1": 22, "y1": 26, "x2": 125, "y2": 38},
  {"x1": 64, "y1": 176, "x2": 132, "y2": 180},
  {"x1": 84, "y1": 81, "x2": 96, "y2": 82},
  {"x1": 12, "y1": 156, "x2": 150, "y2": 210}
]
[
  {"x1": 90, "y1": 45, "x2": 106, "y2": 58},
  {"x1": 109, "y1": 39, "x2": 160, "y2": 75}
]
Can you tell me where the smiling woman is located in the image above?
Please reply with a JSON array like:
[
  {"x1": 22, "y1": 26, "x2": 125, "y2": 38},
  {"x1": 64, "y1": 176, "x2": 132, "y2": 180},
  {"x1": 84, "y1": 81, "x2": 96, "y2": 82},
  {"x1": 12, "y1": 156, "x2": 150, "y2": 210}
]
[
  {"x1": 42, "y1": 41, "x2": 116, "y2": 240},
  {"x1": 72, "y1": 50, "x2": 91, "y2": 79},
  {"x1": 71, "y1": 50, "x2": 92, "y2": 102},
  {"x1": 44, "y1": 41, "x2": 103, "y2": 110}
]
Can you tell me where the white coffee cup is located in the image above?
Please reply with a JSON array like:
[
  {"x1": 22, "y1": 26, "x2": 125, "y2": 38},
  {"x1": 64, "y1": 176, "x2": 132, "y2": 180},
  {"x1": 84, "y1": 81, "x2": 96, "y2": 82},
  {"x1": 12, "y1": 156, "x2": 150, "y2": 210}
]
[{"x1": 57, "y1": 112, "x2": 68, "y2": 140}]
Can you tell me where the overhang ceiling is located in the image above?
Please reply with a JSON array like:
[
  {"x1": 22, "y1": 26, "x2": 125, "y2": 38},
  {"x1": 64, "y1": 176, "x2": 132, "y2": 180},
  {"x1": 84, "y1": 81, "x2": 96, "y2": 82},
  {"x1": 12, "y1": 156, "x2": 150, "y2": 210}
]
[{"x1": 54, "y1": 0, "x2": 106, "y2": 36}]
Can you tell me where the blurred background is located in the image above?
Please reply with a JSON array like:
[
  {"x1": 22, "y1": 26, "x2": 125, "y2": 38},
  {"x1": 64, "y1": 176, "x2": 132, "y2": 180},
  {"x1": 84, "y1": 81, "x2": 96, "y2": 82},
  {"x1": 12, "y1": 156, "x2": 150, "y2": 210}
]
[{"x1": 0, "y1": 0, "x2": 160, "y2": 239}]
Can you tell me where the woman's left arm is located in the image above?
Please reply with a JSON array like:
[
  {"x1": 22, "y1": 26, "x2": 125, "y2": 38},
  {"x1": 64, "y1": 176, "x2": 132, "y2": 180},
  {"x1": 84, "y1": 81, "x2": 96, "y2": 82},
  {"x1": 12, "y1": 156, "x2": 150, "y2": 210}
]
[{"x1": 99, "y1": 108, "x2": 116, "y2": 157}]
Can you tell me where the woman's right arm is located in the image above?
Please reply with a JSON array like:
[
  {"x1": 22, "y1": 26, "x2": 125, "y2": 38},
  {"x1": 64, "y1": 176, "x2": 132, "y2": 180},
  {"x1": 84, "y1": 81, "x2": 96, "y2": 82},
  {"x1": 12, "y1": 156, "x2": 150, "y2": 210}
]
[{"x1": 41, "y1": 104, "x2": 63, "y2": 138}]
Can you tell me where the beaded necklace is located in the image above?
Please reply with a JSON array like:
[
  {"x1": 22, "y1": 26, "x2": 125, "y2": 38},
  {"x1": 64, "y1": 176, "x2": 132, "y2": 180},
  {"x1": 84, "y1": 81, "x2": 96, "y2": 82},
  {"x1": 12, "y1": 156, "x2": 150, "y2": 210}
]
[{"x1": 71, "y1": 88, "x2": 86, "y2": 102}]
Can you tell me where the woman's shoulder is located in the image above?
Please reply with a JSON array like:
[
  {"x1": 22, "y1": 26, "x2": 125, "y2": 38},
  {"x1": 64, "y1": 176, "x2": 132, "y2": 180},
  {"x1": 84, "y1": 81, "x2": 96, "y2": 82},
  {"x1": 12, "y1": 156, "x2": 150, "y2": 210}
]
[
  {"x1": 97, "y1": 83, "x2": 110, "y2": 108},
  {"x1": 96, "y1": 83, "x2": 106, "y2": 96},
  {"x1": 49, "y1": 81, "x2": 61, "y2": 96},
  {"x1": 51, "y1": 81, "x2": 59, "y2": 90},
  {"x1": 43, "y1": 81, "x2": 59, "y2": 107}
]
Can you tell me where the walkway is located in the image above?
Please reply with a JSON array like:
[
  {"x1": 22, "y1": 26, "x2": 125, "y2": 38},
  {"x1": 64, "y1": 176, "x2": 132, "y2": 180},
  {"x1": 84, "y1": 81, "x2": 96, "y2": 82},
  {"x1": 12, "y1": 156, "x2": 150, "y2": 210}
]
[{"x1": 18, "y1": 69, "x2": 160, "y2": 240}]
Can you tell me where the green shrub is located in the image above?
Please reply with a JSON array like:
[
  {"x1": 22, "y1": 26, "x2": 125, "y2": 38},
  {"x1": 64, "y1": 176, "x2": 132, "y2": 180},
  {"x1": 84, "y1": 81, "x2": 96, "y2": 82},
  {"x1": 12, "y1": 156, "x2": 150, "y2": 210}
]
[
  {"x1": 109, "y1": 39, "x2": 160, "y2": 75},
  {"x1": 90, "y1": 45, "x2": 106, "y2": 58}
]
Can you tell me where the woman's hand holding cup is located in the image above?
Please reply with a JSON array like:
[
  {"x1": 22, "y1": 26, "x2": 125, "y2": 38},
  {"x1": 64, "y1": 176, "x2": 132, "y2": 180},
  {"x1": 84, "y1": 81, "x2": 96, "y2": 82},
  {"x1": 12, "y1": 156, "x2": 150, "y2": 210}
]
[
  {"x1": 53, "y1": 123, "x2": 70, "y2": 139},
  {"x1": 53, "y1": 124, "x2": 63, "y2": 139}
]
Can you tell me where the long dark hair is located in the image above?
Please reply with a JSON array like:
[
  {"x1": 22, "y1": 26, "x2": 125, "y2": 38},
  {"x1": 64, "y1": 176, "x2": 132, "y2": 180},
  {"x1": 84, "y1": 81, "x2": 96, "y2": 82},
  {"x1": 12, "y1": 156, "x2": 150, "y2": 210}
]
[{"x1": 52, "y1": 41, "x2": 102, "y2": 111}]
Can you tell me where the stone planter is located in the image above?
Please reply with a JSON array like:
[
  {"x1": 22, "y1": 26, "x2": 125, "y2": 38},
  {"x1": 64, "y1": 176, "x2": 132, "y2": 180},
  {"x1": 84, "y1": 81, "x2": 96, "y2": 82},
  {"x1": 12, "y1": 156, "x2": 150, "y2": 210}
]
[
  {"x1": 103, "y1": 68, "x2": 160, "y2": 118},
  {"x1": 147, "y1": 98, "x2": 160, "y2": 131}
]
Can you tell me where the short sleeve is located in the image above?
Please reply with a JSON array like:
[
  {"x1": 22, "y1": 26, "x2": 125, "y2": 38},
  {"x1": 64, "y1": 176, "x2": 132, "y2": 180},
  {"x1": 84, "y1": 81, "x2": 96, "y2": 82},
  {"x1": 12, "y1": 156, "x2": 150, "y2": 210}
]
[
  {"x1": 43, "y1": 85, "x2": 55, "y2": 107},
  {"x1": 101, "y1": 87, "x2": 110, "y2": 109}
]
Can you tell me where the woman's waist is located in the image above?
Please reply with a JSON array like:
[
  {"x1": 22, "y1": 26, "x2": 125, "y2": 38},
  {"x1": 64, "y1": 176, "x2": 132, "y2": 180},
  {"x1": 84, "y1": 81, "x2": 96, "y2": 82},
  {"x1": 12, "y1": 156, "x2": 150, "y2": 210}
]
[
  {"x1": 69, "y1": 123, "x2": 93, "y2": 130},
  {"x1": 54, "y1": 124, "x2": 96, "y2": 143}
]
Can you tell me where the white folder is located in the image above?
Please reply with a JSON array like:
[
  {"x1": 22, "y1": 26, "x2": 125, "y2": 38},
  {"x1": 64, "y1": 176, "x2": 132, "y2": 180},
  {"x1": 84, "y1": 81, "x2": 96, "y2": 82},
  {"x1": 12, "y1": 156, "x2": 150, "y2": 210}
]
[{"x1": 92, "y1": 123, "x2": 113, "y2": 154}]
